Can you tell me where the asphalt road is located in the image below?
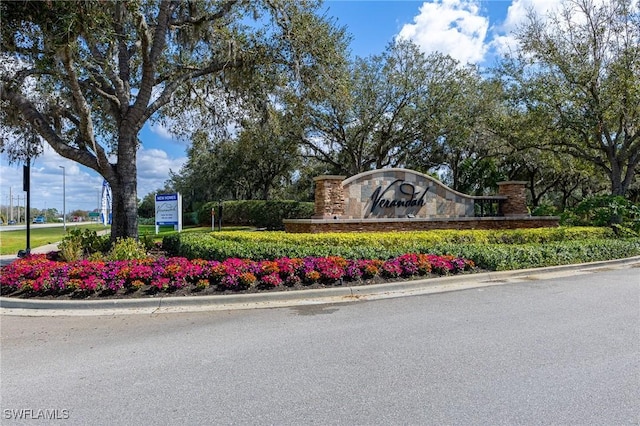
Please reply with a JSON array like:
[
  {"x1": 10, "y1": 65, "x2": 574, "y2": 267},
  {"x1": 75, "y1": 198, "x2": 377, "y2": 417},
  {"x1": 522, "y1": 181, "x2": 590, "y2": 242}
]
[
  {"x1": 1, "y1": 268, "x2": 638, "y2": 425},
  {"x1": 0, "y1": 221, "x2": 98, "y2": 232}
]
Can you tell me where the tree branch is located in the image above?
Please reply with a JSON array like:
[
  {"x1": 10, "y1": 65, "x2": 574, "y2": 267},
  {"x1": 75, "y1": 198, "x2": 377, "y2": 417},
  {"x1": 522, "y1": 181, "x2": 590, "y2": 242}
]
[
  {"x1": 142, "y1": 57, "x2": 243, "y2": 123},
  {"x1": 61, "y1": 45, "x2": 102, "y2": 165},
  {"x1": 169, "y1": 0, "x2": 240, "y2": 27},
  {"x1": 0, "y1": 81, "x2": 111, "y2": 176}
]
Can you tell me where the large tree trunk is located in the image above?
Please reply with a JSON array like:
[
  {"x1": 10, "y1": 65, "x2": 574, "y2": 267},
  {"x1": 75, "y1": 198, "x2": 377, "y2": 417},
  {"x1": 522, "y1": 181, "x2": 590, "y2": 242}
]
[
  {"x1": 261, "y1": 180, "x2": 271, "y2": 200},
  {"x1": 607, "y1": 160, "x2": 636, "y2": 197},
  {"x1": 612, "y1": 152, "x2": 639, "y2": 197},
  {"x1": 110, "y1": 133, "x2": 139, "y2": 241}
]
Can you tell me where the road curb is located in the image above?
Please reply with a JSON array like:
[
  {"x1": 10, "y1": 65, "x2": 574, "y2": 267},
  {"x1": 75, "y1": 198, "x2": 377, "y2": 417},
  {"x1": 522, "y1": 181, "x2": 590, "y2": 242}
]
[{"x1": 1, "y1": 256, "x2": 639, "y2": 316}]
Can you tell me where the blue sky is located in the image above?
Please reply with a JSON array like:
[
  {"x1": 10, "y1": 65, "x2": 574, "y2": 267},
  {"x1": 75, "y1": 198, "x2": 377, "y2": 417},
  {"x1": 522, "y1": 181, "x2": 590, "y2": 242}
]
[{"x1": 0, "y1": 0, "x2": 559, "y2": 216}]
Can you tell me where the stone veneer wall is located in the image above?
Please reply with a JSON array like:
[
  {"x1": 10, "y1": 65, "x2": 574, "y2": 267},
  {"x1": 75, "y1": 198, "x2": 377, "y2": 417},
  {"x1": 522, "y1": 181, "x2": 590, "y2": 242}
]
[
  {"x1": 312, "y1": 175, "x2": 346, "y2": 219},
  {"x1": 498, "y1": 181, "x2": 529, "y2": 216},
  {"x1": 285, "y1": 170, "x2": 556, "y2": 233},
  {"x1": 341, "y1": 169, "x2": 476, "y2": 219}
]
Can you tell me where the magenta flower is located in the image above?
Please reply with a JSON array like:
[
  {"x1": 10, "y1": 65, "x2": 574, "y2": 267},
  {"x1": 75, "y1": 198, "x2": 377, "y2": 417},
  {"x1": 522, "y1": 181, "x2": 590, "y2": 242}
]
[
  {"x1": 0, "y1": 251, "x2": 475, "y2": 297},
  {"x1": 259, "y1": 273, "x2": 282, "y2": 288}
]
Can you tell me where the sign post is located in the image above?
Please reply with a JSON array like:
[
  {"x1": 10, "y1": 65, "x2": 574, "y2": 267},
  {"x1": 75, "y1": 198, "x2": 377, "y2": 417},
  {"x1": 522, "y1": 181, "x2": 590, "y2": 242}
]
[{"x1": 18, "y1": 158, "x2": 31, "y2": 258}]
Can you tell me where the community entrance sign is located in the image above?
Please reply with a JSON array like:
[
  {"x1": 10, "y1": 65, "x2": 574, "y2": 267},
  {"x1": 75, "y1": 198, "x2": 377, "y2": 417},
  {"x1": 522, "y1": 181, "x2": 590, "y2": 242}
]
[
  {"x1": 340, "y1": 169, "x2": 477, "y2": 219},
  {"x1": 283, "y1": 168, "x2": 559, "y2": 233}
]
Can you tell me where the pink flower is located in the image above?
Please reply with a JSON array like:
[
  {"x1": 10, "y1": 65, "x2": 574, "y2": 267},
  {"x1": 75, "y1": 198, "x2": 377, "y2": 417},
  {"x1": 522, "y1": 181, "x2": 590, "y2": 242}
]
[{"x1": 259, "y1": 273, "x2": 282, "y2": 288}]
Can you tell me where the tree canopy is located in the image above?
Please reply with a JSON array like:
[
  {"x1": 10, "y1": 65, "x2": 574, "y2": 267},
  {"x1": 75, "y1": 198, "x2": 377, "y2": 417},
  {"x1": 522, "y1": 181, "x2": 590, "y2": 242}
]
[
  {"x1": 498, "y1": 0, "x2": 639, "y2": 196},
  {"x1": 0, "y1": 0, "x2": 349, "y2": 239},
  {"x1": 3, "y1": 0, "x2": 636, "y2": 227}
]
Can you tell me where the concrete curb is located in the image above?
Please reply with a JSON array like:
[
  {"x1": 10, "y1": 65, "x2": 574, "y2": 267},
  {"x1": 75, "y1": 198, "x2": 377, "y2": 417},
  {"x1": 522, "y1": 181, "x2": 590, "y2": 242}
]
[{"x1": 1, "y1": 256, "x2": 639, "y2": 316}]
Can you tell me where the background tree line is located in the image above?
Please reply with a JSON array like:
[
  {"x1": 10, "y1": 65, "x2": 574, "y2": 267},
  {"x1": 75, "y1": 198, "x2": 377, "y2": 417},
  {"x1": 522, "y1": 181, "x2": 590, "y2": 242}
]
[
  {"x1": 1, "y1": 0, "x2": 637, "y2": 237},
  {"x1": 168, "y1": 0, "x2": 638, "y2": 218}
]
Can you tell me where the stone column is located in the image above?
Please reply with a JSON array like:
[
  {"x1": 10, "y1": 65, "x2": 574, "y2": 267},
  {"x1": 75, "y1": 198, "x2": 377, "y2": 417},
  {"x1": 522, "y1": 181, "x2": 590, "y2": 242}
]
[
  {"x1": 498, "y1": 181, "x2": 529, "y2": 216},
  {"x1": 312, "y1": 175, "x2": 346, "y2": 219}
]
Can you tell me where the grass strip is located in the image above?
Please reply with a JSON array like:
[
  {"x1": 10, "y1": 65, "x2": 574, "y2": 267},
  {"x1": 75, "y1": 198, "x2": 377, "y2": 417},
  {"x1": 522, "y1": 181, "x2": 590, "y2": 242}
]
[{"x1": 0, "y1": 224, "x2": 109, "y2": 255}]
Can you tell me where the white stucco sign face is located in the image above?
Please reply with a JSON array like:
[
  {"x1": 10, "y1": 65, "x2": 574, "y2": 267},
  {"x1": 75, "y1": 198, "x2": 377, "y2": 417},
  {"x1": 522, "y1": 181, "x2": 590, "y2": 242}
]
[{"x1": 342, "y1": 169, "x2": 475, "y2": 219}]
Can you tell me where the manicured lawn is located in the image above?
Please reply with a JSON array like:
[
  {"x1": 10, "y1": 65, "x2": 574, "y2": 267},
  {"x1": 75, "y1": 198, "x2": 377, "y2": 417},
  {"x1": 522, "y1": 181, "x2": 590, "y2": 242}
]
[
  {"x1": 138, "y1": 225, "x2": 237, "y2": 242},
  {"x1": 0, "y1": 224, "x2": 109, "y2": 255},
  {"x1": 138, "y1": 225, "x2": 255, "y2": 242},
  {"x1": 0, "y1": 224, "x2": 240, "y2": 255}
]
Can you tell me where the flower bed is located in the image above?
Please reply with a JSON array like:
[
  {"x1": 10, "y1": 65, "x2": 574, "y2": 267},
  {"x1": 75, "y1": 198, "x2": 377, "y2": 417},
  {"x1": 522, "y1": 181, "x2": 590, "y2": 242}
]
[{"x1": 0, "y1": 253, "x2": 474, "y2": 299}]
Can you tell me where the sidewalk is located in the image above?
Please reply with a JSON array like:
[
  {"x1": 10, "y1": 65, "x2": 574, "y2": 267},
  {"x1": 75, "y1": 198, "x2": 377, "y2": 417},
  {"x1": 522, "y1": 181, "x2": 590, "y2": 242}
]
[{"x1": 0, "y1": 242, "x2": 61, "y2": 267}]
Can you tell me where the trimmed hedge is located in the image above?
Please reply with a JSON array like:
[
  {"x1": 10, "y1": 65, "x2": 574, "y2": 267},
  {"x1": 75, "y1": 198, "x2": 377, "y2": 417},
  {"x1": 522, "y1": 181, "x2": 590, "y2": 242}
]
[
  {"x1": 431, "y1": 240, "x2": 640, "y2": 270},
  {"x1": 198, "y1": 200, "x2": 314, "y2": 229},
  {"x1": 163, "y1": 227, "x2": 640, "y2": 270},
  {"x1": 181, "y1": 226, "x2": 614, "y2": 246}
]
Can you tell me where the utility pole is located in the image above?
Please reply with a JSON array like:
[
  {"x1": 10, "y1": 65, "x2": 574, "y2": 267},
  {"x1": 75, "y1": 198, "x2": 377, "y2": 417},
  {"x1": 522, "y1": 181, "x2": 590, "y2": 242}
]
[
  {"x1": 16, "y1": 195, "x2": 21, "y2": 223},
  {"x1": 9, "y1": 186, "x2": 13, "y2": 221},
  {"x1": 59, "y1": 166, "x2": 66, "y2": 231}
]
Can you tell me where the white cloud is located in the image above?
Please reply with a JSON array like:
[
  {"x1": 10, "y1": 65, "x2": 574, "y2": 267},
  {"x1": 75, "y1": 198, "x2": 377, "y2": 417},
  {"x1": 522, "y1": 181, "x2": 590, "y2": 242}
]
[
  {"x1": 148, "y1": 122, "x2": 175, "y2": 140},
  {"x1": 397, "y1": 0, "x2": 490, "y2": 64},
  {"x1": 0, "y1": 146, "x2": 103, "y2": 215},
  {"x1": 136, "y1": 147, "x2": 186, "y2": 198},
  {"x1": 490, "y1": 0, "x2": 561, "y2": 56},
  {"x1": 0, "y1": 146, "x2": 186, "y2": 216}
]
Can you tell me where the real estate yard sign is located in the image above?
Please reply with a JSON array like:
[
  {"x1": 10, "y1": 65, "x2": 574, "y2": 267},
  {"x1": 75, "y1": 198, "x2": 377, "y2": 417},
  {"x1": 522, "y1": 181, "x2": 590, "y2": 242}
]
[{"x1": 155, "y1": 193, "x2": 182, "y2": 233}]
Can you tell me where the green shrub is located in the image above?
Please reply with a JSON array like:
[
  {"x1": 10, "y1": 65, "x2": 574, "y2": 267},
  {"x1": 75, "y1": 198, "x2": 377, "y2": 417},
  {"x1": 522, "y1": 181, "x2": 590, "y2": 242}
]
[
  {"x1": 437, "y1": 239, "x2": 640, "y2": 270},
  {"x1": 162, "y1": 233, "x2": 181, "y2": 255},
  {"x1": 197, "y1": 200, "x2": 314, "y2": 229},
  {"x1": 564, "y1": 195, "x2": 640, "y2": 234},
  {"x1": 139, "y1": 233, "x2": 156, "y2": 251},
  {"x1": 137, "y1": 217, "x2": 156, "y2": 226},
  {"x1": 531, "y1": 204, "x2": 560, "y2": 216},
  {"x1": 162, "y1": 227, "x2": 640, "y2": 269},
  {"x1": 165, "y1": 227, "x2": 613, "y2": 257},
  {"x1": 58, "y1": 229, "x2": 110, "y2": 261},
  {"x1": 183, "y1": 211, "x2": 198, "y2": 226},
  {"x1": 58, "y1": 234, "x2": 83, "y2": 262},
  {"x1": 107, "y1": 238, "x2": 148, "y2": 261}
]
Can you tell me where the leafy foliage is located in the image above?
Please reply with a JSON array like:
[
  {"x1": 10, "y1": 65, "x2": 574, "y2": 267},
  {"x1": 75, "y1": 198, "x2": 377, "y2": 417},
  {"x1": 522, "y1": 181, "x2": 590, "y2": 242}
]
[
  {"x1": 107, "y1": 238, "x2": 149, "y2": 261},
  {"x1": 496, "y1": 0, "x2": 640, "y2": 196},
  {"x1": 58, "y1": 229, "x2": 110, "y2": 261},
  {"x1": 562, "y1": 196, "x2": 640, "y2": 234},
  {"x1": 198, "y1": 200, "x2": 314, "y2": 229},
  {"x1": 1, "y1": 0, "x2": 349, "y2": 240},
  {"x1": 437, "y1": 239, "x2": 640, "y2": 271}
]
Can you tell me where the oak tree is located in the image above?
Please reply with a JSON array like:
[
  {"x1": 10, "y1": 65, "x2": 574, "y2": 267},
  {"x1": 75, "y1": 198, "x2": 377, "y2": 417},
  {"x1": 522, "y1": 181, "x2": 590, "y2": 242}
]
[
  {"x1": 501, "y1": 0, "x2": 639, "y2": 196},
  {"x1": 0, "y1": 0, "x2": 347, "y2": 239}
]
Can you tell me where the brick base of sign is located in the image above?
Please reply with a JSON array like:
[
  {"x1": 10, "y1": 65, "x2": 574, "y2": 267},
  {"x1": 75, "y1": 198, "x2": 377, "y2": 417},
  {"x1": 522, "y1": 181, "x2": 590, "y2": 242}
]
[{"x1": 283, "y1": 216, "x2": 560, "y2": 233}]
